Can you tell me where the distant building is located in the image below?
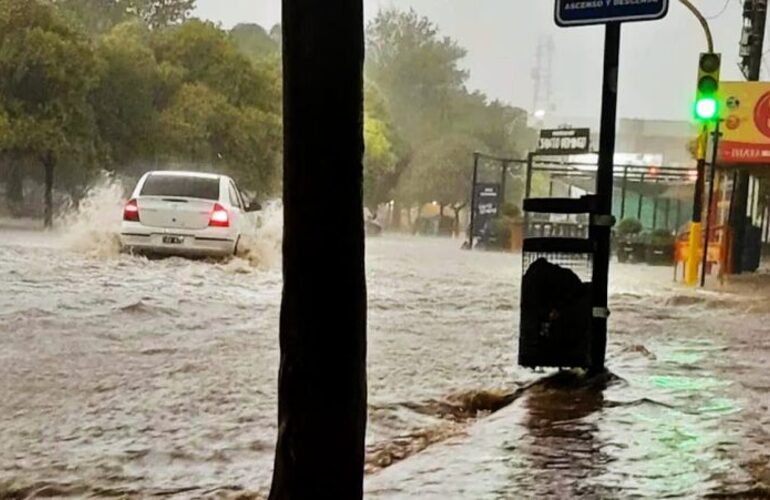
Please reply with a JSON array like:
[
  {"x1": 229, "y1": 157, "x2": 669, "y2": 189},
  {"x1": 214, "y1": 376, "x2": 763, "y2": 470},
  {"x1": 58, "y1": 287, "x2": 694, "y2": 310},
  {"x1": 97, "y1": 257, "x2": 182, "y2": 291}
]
[{"x1": 615, "y1": 118, "x2": 697, "y2": 167}]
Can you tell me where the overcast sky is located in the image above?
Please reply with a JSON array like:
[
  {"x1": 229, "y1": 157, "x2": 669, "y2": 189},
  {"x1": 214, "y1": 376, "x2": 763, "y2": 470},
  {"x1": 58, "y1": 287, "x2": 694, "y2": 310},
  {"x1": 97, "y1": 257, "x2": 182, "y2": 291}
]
[{"x1": 194, "y1": 1, "x2": 755, "y2": 124}]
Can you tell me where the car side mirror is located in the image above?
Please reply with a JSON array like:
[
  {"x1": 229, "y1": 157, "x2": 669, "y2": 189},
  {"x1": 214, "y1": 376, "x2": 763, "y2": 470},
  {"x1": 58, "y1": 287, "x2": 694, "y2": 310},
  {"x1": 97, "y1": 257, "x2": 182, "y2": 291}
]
[{"x1": 247, "y1": 200, "x2": 262, "y2": 212}]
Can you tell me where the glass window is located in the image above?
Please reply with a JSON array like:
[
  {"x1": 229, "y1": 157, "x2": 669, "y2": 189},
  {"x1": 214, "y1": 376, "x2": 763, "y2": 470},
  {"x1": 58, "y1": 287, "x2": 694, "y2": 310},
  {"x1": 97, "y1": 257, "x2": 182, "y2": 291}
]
[
  {"x1": 141, "y1": 175, "x2": 220, "y2": 200},
  {"x1": 229, "y1": 182, "x2": 243, "y2": 209}
]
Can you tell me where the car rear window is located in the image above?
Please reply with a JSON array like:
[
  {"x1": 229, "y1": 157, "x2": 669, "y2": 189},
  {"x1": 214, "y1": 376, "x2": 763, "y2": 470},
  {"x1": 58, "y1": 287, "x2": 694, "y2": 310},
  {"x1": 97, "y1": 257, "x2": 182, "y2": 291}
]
[{"x1": 141, "y1": 175, "x2": 220, "y2": 200}]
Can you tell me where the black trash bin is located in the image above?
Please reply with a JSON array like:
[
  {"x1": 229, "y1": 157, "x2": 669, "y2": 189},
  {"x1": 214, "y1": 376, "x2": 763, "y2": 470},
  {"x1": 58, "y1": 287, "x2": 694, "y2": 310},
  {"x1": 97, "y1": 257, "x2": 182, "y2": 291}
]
[
  {"x1": 519, "y1": 258, "x2": 593, "y2": 369},
  {"x1": 519, "y1": 196, "x2": 598, "y2": 370}
]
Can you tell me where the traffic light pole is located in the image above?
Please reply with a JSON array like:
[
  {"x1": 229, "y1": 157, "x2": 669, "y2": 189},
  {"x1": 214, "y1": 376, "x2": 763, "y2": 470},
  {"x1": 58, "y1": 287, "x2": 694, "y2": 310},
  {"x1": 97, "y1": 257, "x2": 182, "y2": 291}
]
[
  {"x1": 677, "y1": 0, "x2": 716, "y2": 285},
  {"x1": 678, "y1": 0, "x2": 714, "y2": 53},
  {"x1": 590, "y1": 22, "x2": 621, "y2": 374},
  {"x1": 685, "y1": 126, "x2": 708, "y2": 285},
  {"x1": 701, "y1": 120, "x2": 722, "y2": 287}
]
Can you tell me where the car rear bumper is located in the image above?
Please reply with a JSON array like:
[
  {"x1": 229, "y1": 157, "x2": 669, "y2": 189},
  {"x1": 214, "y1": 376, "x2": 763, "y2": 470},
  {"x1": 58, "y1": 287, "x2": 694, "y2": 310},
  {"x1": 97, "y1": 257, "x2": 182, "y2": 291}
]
[{"x1": 120, "y1": 231, "x2": 235, "y2": 257}]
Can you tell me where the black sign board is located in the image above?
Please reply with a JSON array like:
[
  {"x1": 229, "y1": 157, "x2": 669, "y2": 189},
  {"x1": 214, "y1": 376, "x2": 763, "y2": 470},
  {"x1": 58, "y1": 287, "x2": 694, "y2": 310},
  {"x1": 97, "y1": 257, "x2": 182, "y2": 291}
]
[
  {"x1": 555, "y1": 0, "x2": 669, "y2": 27},
  {"x1": 472, "y1": 183, "x2": 501, "y2": 237},
  {"x1": 537, "y1": 128, "x2": 591, "y2": 156}
]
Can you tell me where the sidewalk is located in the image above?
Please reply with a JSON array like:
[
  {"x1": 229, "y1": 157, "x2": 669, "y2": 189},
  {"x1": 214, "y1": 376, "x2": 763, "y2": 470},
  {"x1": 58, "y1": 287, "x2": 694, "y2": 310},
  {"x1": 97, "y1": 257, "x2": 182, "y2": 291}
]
[{"x1": 365, "y1": 364, "x2": 767, "y2": 499}]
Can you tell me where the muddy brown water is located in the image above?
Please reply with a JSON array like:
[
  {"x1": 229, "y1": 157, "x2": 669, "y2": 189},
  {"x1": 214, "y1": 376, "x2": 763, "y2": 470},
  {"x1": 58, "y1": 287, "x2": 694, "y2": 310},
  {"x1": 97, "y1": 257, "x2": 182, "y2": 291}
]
[{"x1": 1, "y1": 229, "x2": 769, "y2": 498}]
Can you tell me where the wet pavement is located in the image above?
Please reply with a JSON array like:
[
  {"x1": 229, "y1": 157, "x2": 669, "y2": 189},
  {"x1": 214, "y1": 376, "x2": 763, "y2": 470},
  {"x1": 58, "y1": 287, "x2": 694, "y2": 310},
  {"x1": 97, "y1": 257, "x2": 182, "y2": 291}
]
[{"x1": 1, "y1": 223, "x2": 769, "y2": 498}]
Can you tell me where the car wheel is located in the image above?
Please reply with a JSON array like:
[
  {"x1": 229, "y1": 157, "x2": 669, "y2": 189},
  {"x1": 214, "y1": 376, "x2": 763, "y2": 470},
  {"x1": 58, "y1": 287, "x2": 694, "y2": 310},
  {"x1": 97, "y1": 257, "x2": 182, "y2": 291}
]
[{"x1": 233, "y1": 236, "x2": 241, "y2": 256}]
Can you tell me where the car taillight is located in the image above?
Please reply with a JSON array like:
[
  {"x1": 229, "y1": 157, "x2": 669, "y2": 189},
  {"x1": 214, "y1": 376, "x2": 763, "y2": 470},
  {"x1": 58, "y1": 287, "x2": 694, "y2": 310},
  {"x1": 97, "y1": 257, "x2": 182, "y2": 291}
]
[
  {"x1": 209, "y1": 203, "x2": 230, "y2": 227},
  {"x1": 124, "y1": 199, "x2": 140, "y2": 222}
]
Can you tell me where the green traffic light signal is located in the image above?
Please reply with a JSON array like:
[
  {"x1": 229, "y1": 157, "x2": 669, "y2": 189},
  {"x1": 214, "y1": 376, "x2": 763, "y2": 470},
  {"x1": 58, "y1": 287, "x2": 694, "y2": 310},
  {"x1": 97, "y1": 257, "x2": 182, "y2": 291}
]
[{"x1": 695, "y1": 97, "x2": 718, "y2": 120}]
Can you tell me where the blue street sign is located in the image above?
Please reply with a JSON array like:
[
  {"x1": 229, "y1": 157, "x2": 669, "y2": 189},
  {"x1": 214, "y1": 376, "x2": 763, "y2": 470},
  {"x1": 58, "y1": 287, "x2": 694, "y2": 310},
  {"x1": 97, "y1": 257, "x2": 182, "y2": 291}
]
[{"x1": 555, "y1": 0, "x2": 669, "y2": 27}]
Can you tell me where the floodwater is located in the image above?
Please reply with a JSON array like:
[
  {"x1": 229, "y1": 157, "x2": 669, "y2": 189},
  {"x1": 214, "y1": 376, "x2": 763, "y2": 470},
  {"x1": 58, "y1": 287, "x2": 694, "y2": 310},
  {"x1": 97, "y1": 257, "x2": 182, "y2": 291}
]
[{"x1": 1, "y1": 196, "x2": 769, "y2": 498}]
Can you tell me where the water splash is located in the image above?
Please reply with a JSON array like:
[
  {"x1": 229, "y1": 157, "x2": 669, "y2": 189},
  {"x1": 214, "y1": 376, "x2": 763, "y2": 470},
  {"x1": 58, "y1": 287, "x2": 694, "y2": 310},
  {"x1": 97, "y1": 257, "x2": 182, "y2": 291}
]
[
  {"x1": 56, "y1": 173, "x2": 126, "y2": 257},
  {"x1": 231, "y1": 199, "x2": 283, "y2": 270}
]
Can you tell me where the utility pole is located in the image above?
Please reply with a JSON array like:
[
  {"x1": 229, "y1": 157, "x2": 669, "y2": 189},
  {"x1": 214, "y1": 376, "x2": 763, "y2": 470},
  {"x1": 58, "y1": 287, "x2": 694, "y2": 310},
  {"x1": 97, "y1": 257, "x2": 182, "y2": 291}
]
[
  {"x1": 732, "y1": 0, "x2": 767, "y2": 274},
  {"x1": 270, "y1": 0, "x2": 367, "y2": 497}
]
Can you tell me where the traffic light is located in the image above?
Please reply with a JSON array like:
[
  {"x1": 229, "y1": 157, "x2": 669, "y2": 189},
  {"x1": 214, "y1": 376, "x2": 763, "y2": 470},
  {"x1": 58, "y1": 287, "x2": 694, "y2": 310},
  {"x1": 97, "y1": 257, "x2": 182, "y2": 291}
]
[{"x1": 694, "y1": 52, "x2": 721, "y2": 122}]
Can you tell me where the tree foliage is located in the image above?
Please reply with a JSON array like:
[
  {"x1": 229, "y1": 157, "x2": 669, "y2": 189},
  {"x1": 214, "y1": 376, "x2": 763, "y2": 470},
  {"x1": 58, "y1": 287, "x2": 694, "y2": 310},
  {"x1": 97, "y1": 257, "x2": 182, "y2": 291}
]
[
  {"x1": 230, "y1": 23, "x2": 279, "y2": 62},
  {"x1": 133, "y1": 0, "x2": 196, "y2": 29},
  {"x1": 92, "y1": 21, "x2": 161, "y2": 166},
  {"x1": 1, "y1": 1, "x2": 535, "y2": 224},
  {"x1": 153, "y1": 20, "x2": 280, "y2": 111},
  {"x1": 366, "y1": 8, "x2": 468, "y2": 145},
  {"x1": 397, "y1": 135, "x2": 480, "y2": 209},
  {"x1": 0, "y1": 0, "x2": 281, "y2": 219},
  {"x1": 364, "y1": 8, "x2": 535, "y2": 215},
  {"x1": 0, "y1": 0, "x2": 102, "y2": 222},
  {"x1": 55, "y1": 0, "x2": 195, "y2": 34},
  {"x1": 0, "y1": 0, "x2": 98, "y2": 170}
]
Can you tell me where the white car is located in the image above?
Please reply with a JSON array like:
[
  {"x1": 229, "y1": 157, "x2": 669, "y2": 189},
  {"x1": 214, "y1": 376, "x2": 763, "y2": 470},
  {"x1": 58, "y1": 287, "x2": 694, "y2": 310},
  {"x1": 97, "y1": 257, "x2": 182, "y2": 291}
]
[{"x1": 120, "y1": 171, "x2": 261, "y2": 258}]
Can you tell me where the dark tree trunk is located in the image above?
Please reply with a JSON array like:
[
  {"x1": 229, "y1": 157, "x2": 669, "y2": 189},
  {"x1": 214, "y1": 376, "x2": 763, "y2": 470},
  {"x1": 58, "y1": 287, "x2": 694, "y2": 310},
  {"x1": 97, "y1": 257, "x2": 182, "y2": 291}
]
[
  {"x1": 270, "y1": 0, "x2": 367, "y2": 498},
  {"x1": 453, "y1": 209, "x2": 461, "y2": 237},
  {"x1": 43, "y1": 156, "x2": 55, "y2": 228},
  {"x1": 452, "y1": 203, "x2": 467, "y2": 237},
  {"x1": 7, "y1": 161, "x2": 24, "y2": 212},
  {"x1": 391, "y1": 199, "x2": 402, "y2": 230}
]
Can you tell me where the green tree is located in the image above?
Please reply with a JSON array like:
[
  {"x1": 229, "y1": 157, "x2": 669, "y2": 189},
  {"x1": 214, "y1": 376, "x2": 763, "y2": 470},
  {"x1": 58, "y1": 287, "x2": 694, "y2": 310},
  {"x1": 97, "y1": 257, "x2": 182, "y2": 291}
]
[
  {"x1": 223, "y1": 106, "x2": 282, "y2": 195},
  {"x1": 150, "y1": 20, "x2": 282, "y2": 193},
  {"x1": 157, "y1": 82, "x2": 281, "y2": 194},
  {"x1": 0, "y1": 0, "x2": 98, "y2": 226},
  {"x1": 54, "y1": 0, "x2": 127, "y2": 34},
  {"x1": 230, "y1": 23, "x2": 279, "y2": 62},
  {"x1": 158, "y1": 82, "x2": 236, "y2": 163},
  {"x1": 453, "y1": 92, "x2": 534, "y2": 157},
  {"x1": 132, "y1": 0, "x2": 195, "y2": 29},
  {"x1": 363, "y1": 113, "x2": 397, "y2": 213},
  {"x1": 365, "y1": 7, "x2": 536, "y2": 226},
  {"x1": 55, "y1": 0, "x2": 196, "y2": 33},
  {"x1": 92, "y1": 21, "x2": 162, "y2": 168},
  {"x1": 397, "y1": 134, "x2": 480, "y2": 232},
  {"x1": 366, "y1": 8, "x2": 468, "y2": 144},
  {"x1": 363, "y1": 82, "x2": 400, "y2": 212},
  {"x1": 153, "y1": 20, "x2": 280, "y2": 112}
]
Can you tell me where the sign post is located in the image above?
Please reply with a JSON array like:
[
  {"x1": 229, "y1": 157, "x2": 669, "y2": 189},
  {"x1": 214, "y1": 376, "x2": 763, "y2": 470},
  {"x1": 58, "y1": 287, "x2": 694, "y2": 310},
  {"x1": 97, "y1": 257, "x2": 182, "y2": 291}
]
[
  {"x1": 589, "y1": 22, "x2": 621, "y2": 374},
  {"x1": 552, "y1": 1, "x2": 668, "y2": 373}
]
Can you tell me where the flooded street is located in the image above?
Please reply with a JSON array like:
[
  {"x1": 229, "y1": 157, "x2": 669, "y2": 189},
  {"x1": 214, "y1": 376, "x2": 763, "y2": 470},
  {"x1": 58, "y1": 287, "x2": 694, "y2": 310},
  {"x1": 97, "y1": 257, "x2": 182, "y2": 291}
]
[{"x1": 1, "y1": 228, "x2": 769, "y2": 498}]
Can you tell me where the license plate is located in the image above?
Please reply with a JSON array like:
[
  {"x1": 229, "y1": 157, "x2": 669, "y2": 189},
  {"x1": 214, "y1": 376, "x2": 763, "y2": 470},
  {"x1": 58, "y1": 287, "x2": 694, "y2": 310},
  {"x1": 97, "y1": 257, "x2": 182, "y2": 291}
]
[{"x1": 163, "y1": 236, "x2": 184, "y2": 245}]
